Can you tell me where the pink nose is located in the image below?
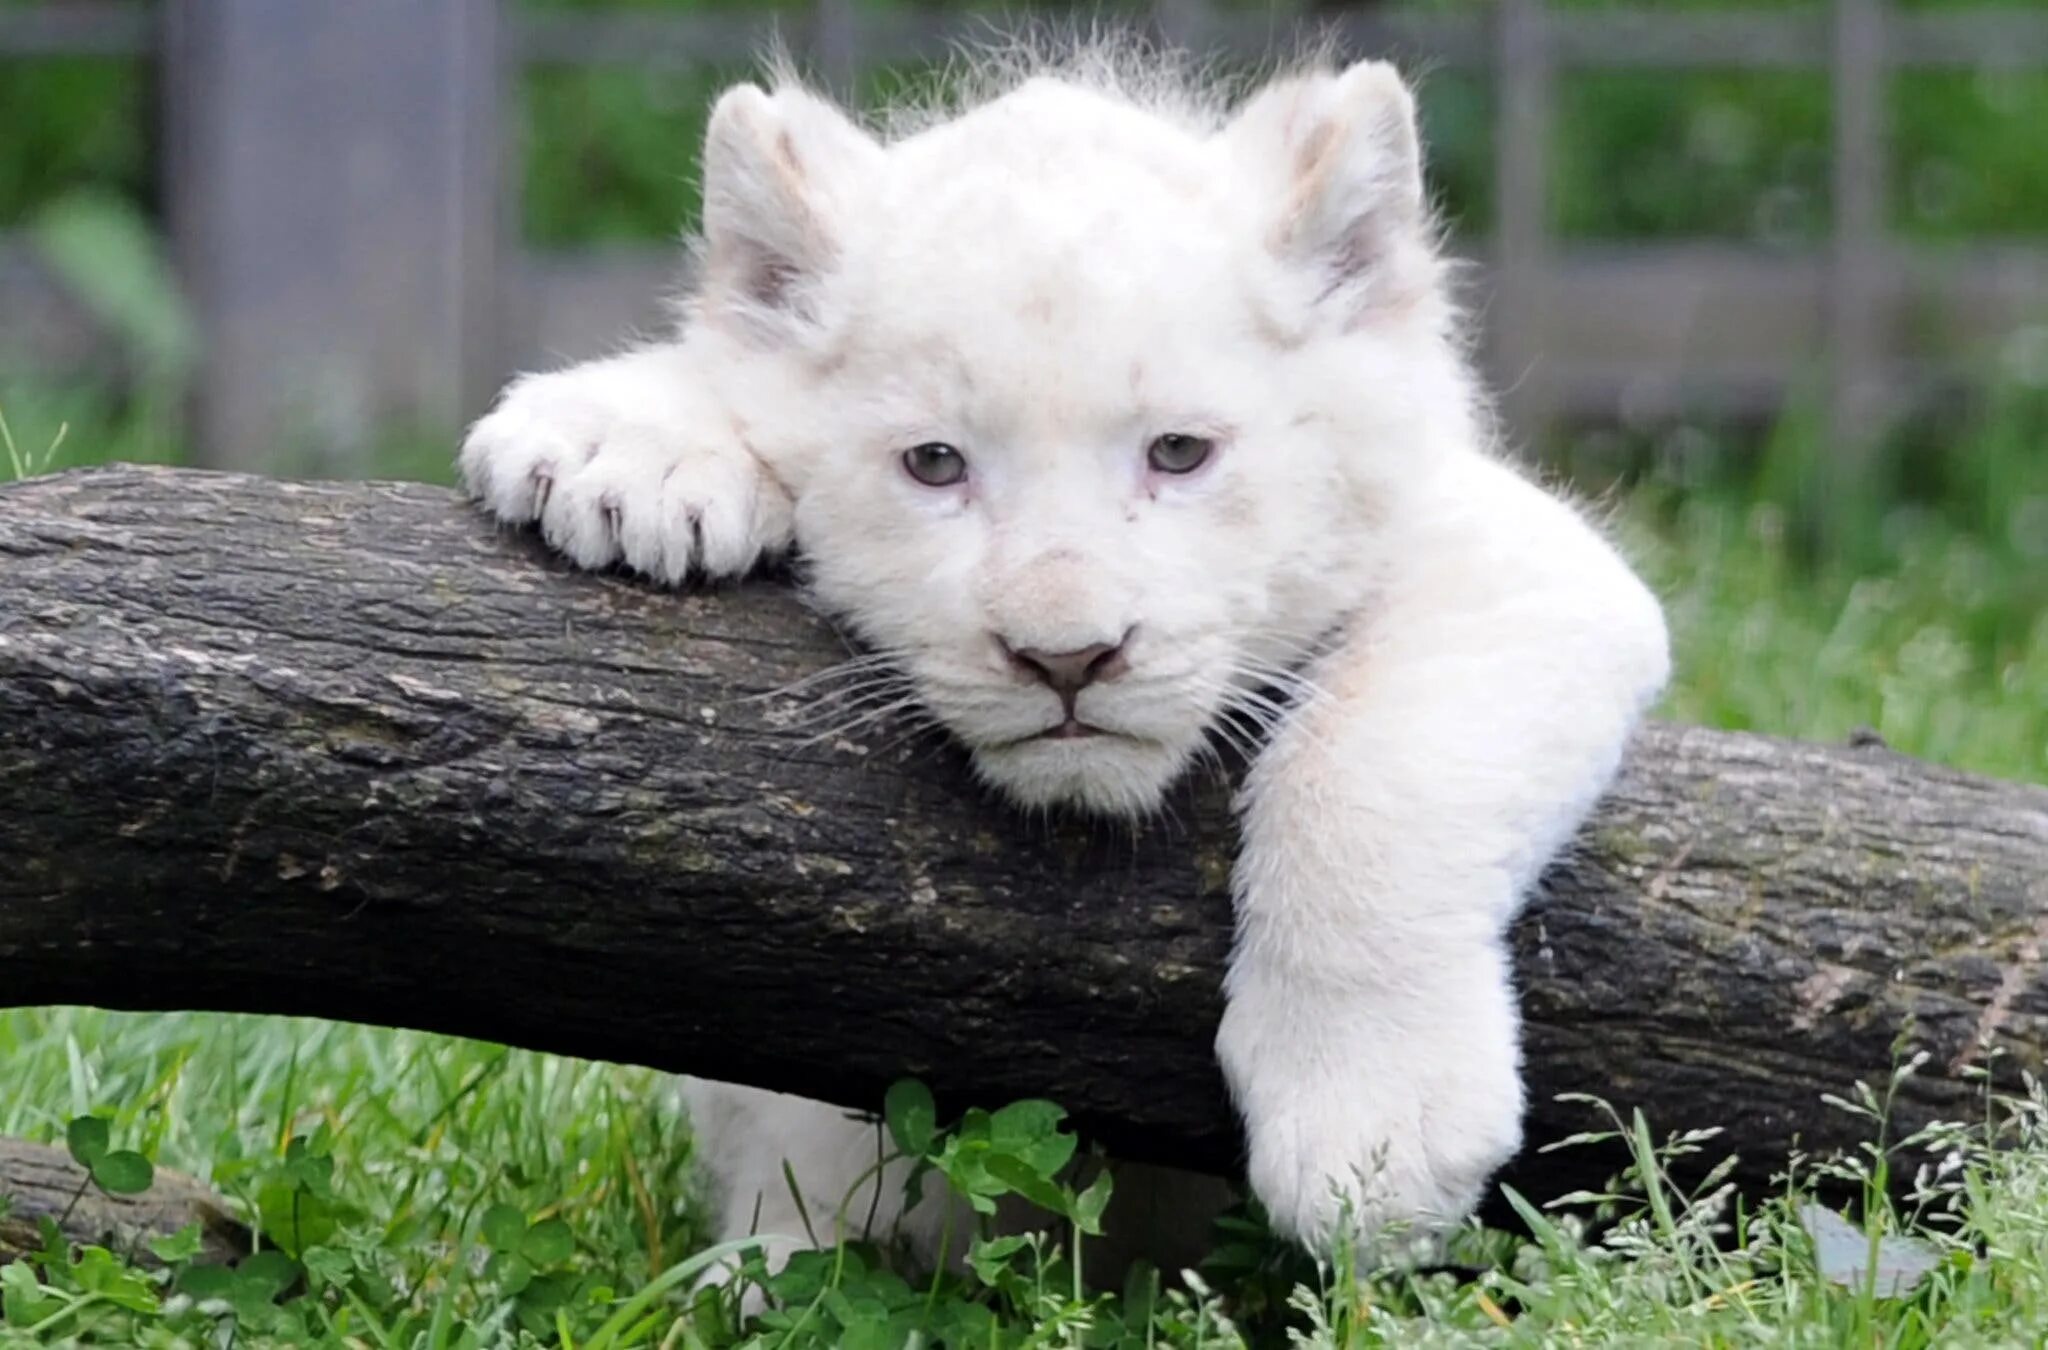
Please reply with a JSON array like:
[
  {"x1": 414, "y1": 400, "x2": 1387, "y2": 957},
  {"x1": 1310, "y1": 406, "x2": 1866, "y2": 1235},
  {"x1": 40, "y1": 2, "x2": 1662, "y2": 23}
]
[{"x1": 1000, "y1": 636, "x2": 1130, "y2": 708}]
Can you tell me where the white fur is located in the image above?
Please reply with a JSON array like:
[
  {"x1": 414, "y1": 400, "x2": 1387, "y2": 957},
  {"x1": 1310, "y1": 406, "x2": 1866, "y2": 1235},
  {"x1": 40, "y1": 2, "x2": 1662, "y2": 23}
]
[{"x1": 461, "y1": 39, "x2": 1669, "y2": 1287}]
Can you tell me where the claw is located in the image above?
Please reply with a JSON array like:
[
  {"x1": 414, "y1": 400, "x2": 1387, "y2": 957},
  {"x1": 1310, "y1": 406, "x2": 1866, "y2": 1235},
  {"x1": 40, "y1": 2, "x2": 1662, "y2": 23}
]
[
  {"x1": 656, "y1": 508, "x2": 692, "y2": 584},
  {"x1": 530, "y1": 464, "x2": 555, "y2": 516}
]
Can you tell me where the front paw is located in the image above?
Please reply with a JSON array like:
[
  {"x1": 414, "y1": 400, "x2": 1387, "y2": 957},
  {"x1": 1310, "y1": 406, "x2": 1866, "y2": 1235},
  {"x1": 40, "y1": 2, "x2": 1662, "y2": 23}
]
[
  {"x1": 459, "y1": 367, "x2": 793, "y2": 583},
  {"x1": 1215, "y1": 987, "x2": 1523, "y2": 1259}
]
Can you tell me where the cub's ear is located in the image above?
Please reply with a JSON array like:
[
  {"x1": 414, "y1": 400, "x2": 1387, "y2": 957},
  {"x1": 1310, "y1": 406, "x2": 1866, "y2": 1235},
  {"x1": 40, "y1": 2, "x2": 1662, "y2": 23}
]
[
  {"x1": 701, "y1": 81, "x2": 882, "y2": 338},
  {"x1": 1222, "y1": 60, "x2": 1435, "y2": 312}
]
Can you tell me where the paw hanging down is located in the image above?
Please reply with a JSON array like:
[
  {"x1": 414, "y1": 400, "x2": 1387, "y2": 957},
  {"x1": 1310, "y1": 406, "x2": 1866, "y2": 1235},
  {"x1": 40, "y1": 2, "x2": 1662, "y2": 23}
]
[
  {"x1": 1214, "y1": 954, "x2": 1526, "y2": 1263},
  {"x1": 458, "y1": 346, "x2": 793, "y2": 584}
]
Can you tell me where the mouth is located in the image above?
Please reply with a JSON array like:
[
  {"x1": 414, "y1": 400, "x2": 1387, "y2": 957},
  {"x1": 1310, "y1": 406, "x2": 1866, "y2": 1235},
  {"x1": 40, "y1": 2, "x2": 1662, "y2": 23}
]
[
  {"x1": 1032, "y1": 718, "x2": 1110, "y2": 742},
  {"x1": 985, "y1": 718, "x2": 1153, "y2": 753}
]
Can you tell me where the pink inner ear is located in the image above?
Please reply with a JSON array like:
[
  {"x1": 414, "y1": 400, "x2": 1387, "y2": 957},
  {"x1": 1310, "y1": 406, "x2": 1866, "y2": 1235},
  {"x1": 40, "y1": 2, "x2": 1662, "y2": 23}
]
[
  {"x1": 773, "y1": 127, "x2": 805, "y2": 178},
  {"x1": 1244, "y1": 73, "x2": 1435, "y2": 315},
  {"x1": 1290, "y1": 116, "x2": 1340, "y2": 186},
  {"x1": 705, "y1": 137, "x2": 839, "y2": 326},
  {"x1": 744, "y1": 254, "x2": 806, "y2": 311}
]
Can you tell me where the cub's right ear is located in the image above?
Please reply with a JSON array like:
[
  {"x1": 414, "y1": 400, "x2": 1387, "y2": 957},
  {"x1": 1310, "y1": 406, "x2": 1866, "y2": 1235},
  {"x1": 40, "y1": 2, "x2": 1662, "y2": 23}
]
[
  {"x1": 701, "y1": 82, "x2": 882, "y2": 339},
  {"x1": 1222, "y1": 60, "x2": 1437, "y2": 318}
]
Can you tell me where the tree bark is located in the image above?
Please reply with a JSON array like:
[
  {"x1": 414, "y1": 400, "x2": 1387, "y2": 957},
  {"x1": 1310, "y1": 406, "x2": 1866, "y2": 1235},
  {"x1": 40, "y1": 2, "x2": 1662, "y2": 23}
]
[{"x1": 2, "y1": 465, "x2": 2043, "y2": 1197}]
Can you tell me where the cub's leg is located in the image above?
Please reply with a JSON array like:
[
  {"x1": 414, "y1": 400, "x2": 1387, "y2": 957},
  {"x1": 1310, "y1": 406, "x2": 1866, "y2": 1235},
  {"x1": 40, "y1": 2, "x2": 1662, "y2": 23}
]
[
  {"x1": 679, "y1": 1080, "x2": 959, "y2": 1306},
  {"x1": 1217, "y1": 450, "x2": 1670, "y2": 1256},
  {"x1": 459, "y1": 342, "x2": 792, "y2": 583},
  {"x1": 682, "y1": 1082, "x2": 1235, "y2": 1302}
]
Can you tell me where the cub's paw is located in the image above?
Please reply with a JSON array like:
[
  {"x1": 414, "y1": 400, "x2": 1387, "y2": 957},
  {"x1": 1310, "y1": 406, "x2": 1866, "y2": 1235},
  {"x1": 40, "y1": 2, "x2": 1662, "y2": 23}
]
[
  {"x1": 459, "y1": 366, "x2": 793, "y2": 583},
  {"x1": 1215, "y1": 989, "x2": 1522, "y2": 1260}
]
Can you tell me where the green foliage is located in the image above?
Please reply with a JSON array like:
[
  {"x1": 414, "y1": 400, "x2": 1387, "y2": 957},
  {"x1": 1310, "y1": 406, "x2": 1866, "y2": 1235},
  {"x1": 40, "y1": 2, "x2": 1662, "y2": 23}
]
[
  {"x1": 1554, "y1": 70, "x2": 1830, "y2": 241},
  {"x1": 0, "y1": 400, "x2": 67, "y2": 482},
  {"x1": 1894, "y1": 70, "x2": 2048, "y2": 238},
  {"x1": 883, "y1": 1077, "x2": 937, "y2": 1156},
  {"x1": 521, "y1": 61, "x2": 742, "y2": 246},
  {"x1": 1414, "y1": 71, "x2": 1495, "y2": 236},
  {"x1": 0, "y1": 1014, "x2": 712, "y2": 1346},
  {"x1": 253, "y1": 1128, "x2": 359, "y2": 1258},
  {"x1": 64, "y1": 1113, "x2": 155, "y2": 1197},
  {"x1": 480, "y1": 1201, "x2": 590, "y2": 1333},
  {"x1": 31, "y1": 190, "x2": 197, "y2": 387},
  {"x1": 0, "y1": 190, "x2": 192, "y2": 479},
  {"x1": 1597, "y1": 386, "x2": 2048, "y2": 786},
  {"x1": 0, "y1": 56, "x2": 150, "y2": 229},
  {"x1": 11, "y1": 1039, "x2": 2048, "y2": 1346}
]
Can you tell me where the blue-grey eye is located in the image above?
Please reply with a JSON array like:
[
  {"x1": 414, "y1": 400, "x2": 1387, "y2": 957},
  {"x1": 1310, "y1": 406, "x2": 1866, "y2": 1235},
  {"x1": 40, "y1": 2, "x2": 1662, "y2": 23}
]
[
  {"x1": 1147, "y1": 433, "x2": 1215, "y2": 474},
  {"x1": 903, "y1": 442, "x2": 967, "y2": 487}
]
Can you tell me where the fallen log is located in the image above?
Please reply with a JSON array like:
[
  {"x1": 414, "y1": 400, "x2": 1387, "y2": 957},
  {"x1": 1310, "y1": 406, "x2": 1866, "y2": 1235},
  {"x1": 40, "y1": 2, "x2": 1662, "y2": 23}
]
[
  {"x1": 2, "y1": 465, "x2": 2044, "y2": 1199},
  {"x1": 0, "y1": 1138, "x2": 249, "y2": 1267}
]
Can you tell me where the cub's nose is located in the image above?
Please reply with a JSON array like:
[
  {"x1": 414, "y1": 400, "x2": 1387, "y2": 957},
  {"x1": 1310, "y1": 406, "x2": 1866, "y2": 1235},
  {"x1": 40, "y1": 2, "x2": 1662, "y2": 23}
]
[{"x1": 1001, "y1": 635, "x2": 1130, "y2": 704}]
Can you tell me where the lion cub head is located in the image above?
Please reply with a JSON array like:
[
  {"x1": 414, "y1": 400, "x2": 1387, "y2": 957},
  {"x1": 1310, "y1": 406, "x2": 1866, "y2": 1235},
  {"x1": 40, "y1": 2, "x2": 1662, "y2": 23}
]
[{"x1": 691, "y1": 45, "x2": 1483, "y2": 815}]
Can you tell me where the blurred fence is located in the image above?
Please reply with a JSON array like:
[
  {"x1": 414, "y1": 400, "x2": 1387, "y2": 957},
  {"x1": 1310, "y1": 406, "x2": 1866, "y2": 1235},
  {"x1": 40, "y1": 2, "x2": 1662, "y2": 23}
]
[{"x1": 2, "y1": 0, "x2": 2046, "y2": 471}]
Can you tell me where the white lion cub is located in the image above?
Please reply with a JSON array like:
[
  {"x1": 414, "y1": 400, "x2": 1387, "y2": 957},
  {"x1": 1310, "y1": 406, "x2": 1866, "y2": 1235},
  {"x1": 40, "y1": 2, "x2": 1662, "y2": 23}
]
[{"x1": 461, "y1": 45, "x2": 1669, "y2": 1276}]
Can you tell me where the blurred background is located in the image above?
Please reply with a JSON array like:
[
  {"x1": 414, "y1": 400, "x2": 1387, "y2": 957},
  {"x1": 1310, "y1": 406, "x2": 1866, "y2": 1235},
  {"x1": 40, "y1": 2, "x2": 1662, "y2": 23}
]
[{"x1": 0, "y1": 0, "x2": 2042, "y2": 781}]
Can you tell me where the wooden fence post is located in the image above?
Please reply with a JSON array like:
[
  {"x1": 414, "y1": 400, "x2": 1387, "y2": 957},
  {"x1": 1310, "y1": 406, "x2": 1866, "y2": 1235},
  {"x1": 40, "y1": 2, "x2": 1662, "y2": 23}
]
[
  {"x1": 1829, "y1": 0, "x2": 1889, "y2": 468},
  {"x1": 1493, "y1": 0, "x2": 1554, "y2": 451},
  {"x1": 161, "y1": 0, "x2": 501, "y2": 474}
]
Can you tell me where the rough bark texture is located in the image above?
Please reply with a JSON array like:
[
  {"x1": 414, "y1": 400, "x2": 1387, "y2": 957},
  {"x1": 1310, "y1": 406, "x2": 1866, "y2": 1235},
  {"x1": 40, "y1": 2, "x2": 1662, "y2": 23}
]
[
  {"x1": 2, "y1": 466, "x2": 2044, "y2": 1196},
  {"x1": 0, "y1": 1138, "x2": 250, "y2": 1267}
]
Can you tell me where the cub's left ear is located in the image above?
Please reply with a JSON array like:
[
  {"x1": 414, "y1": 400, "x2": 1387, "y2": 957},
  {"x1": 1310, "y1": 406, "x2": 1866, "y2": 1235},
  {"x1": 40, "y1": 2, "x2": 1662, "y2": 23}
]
[
  {"x1": 700, "y1": 81, "x2": 883, "y2": 342},
  {"x1": 1223, "y1": 60, "x2": 1434, "y2": 311}
]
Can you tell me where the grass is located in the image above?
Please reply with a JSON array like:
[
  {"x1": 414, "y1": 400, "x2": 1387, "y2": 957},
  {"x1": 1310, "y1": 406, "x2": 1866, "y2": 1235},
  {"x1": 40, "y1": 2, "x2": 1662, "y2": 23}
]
[
  {"x1": 1609, "y1": 389, "x2": 2048, "y2": 787},
  {"x1": 3, "y1": 1015, "x2": 2048, "y2": 1344},
  {"x1": 0, "y1": 1014, "x2": 713, "y2": 1346}
]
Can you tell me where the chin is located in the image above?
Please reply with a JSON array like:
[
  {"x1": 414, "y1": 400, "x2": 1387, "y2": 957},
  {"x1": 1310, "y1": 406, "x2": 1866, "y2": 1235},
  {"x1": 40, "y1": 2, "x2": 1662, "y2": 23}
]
[{"x1": 969, "y1": 735, "x2": 1195, "y2": 819}]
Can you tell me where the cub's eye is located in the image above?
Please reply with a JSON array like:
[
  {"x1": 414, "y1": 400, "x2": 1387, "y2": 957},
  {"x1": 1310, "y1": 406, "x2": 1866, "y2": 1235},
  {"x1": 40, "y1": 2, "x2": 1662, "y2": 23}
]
[
  {"x1": 902, "y1": 442, "x2": 967, "y2": 488},
  {"x1": 1147, "y1": 433, "x2": 1215, "y2": 475}
]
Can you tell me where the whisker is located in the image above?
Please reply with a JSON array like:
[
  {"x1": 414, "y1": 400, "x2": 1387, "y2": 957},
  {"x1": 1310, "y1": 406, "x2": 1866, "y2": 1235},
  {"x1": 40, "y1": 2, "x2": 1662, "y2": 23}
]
[
  {"x1": 786, "y1": 695, "x2": 931, "y2": 750},
  {"x1": 774, "y1": 680, "x2": 920, "y2": 728},
  {"x1": 744, "y1": 649, "x2": 913, "y2": 703},
  {"x1": 865, "y1": 716, "x2": 956, "y2": 763}
]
